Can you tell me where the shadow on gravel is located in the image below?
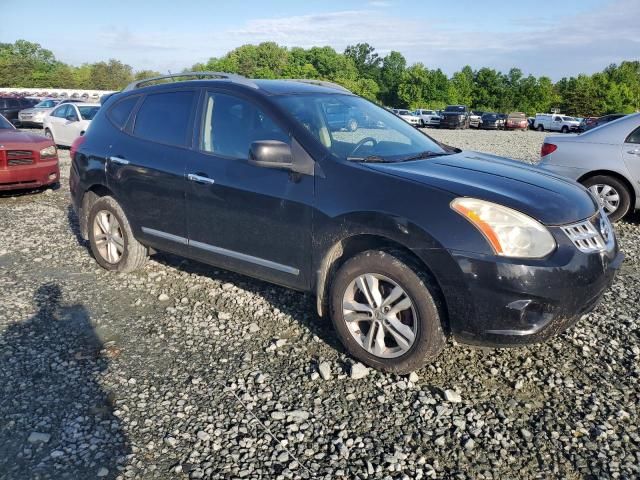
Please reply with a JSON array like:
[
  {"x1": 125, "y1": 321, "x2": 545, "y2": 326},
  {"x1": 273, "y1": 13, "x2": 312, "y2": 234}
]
[
  {"x1": 0, "y1": 183, "x2": 60, "y2": 200},
  {"x1": 0, "y1": 283, "x2": 129, "y2": 480},
  {"x1": 153, "y1": 253, "x2": 345, "y2": 354},
  {"x1": 66, "y1": 204, "x2": 88, "y2": 248}
]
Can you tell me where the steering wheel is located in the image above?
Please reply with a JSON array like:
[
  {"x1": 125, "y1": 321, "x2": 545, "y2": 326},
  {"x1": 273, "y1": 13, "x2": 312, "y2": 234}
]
[{"x1": 349, "y1": 137, "x2": 378, "y2": 157}]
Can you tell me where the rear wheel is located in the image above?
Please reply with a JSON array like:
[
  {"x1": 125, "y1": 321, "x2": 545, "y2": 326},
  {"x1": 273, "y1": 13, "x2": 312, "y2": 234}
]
[
  {"x1": 582, "y1": 175, "x2": 631, "y2": 222},
  {"x1": 330, "y1": 250, "x2": 446, "y2": 374},
  {"x1": 88, "y1": 196, "x2": 148, "y2": 272},
  {"x1": 347, "y1": 118, "x2": 358, "y2": 132},
  {"x1": 537, "y1": 125, "x2": 544, "y2": 132}
]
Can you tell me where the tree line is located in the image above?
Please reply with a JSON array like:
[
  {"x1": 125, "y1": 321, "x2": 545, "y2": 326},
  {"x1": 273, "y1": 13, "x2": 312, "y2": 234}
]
[{"x1": 2, "y1": 39, "x2": 639, "y2": 117}]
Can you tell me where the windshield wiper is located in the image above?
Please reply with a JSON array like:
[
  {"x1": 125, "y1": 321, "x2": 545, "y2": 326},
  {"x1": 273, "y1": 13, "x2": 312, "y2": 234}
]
[
  {"x1": 397, "y1": 151, "x2": 452, "y2": 162},
  {"x1": 347, "y1": 155, "x2": 388, "y2": 163}
]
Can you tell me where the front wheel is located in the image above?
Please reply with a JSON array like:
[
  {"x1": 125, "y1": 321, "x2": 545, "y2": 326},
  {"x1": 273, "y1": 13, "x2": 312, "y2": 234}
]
[
  {"x1": 561, "y1": 126, "x2": 569, "y2": 133},
  {"x1": 44, "y1": 128, "x2": 55, "y2": 144},
  {"x1": 330, "y1": 250, "x2": 446, "y2": 374},
  {"x1": 582, "y1": 175, "x2": 631, "y2": 222},
  {"x1": 88, "y1": 196, "x2": 148, "y2": 272}
]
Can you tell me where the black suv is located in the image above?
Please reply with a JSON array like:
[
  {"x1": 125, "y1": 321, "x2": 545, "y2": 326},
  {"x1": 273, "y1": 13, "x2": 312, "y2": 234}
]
[
  {"x1": 439, "y1": 105, "x2": 471, "y2": 129},
  {"x1": 69, "y1": 73, "x2": 622, "y2": 373}
]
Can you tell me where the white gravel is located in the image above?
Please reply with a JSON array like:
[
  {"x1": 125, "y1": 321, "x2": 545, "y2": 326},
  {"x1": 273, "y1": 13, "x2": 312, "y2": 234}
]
[{"x1": 1, "y1": 128, "x2": 639, "y2": 479}]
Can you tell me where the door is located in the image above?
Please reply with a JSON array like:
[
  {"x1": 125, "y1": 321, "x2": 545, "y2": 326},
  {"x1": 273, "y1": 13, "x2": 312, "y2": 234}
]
[
  {"x1": 185, "y1": 90, "x2": 314, "y2": 289},
  {"x1": 105, "y1": 89, "x2": 197, "y2": 253},
  {"x1": 622, "y1": 125, "x2": 640, "y2": 194},
  {"x1": 46, "y1": 104, "x2": 69, "y2": 142},
  {"x1": 552, "y1": 115, "x2": 563, "y2": 131},
  {"x1": 60, "y1": 104, "x2": 83, "y2": 145}
]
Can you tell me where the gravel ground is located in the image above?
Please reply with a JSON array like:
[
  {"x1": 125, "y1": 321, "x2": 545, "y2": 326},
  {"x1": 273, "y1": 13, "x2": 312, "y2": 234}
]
[{"x1": 1, "y1": 128, "x2": 639, "y2": 480}]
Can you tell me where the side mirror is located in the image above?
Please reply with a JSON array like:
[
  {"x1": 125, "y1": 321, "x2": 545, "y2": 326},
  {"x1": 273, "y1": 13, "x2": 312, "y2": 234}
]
[
  {"x1": 248, "y1": 140, "x2": 293, "y2": 170},
  {"x1": 66, "y1": 115, "x2": 77, "y2": 122}
]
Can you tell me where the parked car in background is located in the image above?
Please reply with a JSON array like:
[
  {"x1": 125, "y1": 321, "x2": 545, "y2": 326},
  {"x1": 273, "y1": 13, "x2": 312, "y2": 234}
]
[
  {"x1": 0, "y1": 96, "x2": 39, "y2": 125},
  {"x1": 469, "y1": 111, "x2": 482, "y2": 128},
  {"x1": 70, "y1": 72, "x2": 621, "y2": 373},
  {"x1": 581, "y1": 114, "x2": 627, "y2": 132},
  {"x1": 538, "y1": 113, "x2": 640, "y2": 222},
  {"x1": 325, "y1": 103, "x2": 362, "y2": 131},
  {"x1": 480, "y1": 112, "x2": 501, "y2": 129},
  {"x1": 527, "y1": 117, "x2": 535, "y2": 130},
  {"x1": 414, "y1": 109, "x2": 441, "y2": 127},
  {"x1": 395, "y1": 109, "x2": 421, "y2": 127},
  {"x1": 534, "y1": 114, "x2": 580, "y2": 133},
  {"x1": 18, "y1": 98, "x2": 61, "y2": 127},
  {"x1": 440, "y1": 105, "x2": 470, "y2": 129},
  {"x1": 0, "y1": 113, "x2": 60, "y2": 191},
  {"x1": 43, "y1": 103, "x2": 100, "y2": 147},
  {"x1": 504, "y1": 112, "x2": 528, "y2": 130}
]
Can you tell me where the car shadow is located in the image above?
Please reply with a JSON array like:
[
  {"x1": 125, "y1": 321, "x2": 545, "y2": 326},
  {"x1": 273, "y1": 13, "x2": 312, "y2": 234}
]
[
  {"x1": 0, "y1": 183, "x2": 60, "y2": 199},
  {"x1": 66, "y1": 204, "x2": 89, "y2": 248},
  {"x1": 152, "y1": 253, "x2": 344, "y2": 355},
  {"x1": 0, "y1": 283, "x2": 129, "y2": 479}
]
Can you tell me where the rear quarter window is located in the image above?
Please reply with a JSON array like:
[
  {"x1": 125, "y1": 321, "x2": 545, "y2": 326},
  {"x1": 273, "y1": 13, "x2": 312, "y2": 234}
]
[
  {"x1": 133, "y1": 91, "x2": 195, "y2": 146},
  {"x1": 107, "y1": 96, "x2": 139, "y2": 129},
  {"x1": 626, "y1": 126, "x2": 640, "y2": 144}
]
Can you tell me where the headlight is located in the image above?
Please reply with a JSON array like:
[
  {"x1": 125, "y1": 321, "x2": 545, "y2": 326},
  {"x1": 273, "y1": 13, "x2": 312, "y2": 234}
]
[
  {"x1": 451, "y1": 198, "x2": 556, "y2": 258},
  {"x1": 40, "y1": 145, "x2": 57, "y2": 158}
]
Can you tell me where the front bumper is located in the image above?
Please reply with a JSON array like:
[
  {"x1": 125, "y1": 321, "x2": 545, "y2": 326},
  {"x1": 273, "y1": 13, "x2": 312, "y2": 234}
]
[
  {"x1": 0, "y1": 160, "x2": 59, "y2": 191},
  {"x1": 418, "y1": 226, "x2": 623, "y2": 348}
]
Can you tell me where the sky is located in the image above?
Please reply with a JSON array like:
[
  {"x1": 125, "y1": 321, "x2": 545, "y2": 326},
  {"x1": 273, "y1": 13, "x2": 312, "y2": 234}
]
[{"x1": 1, "y1": 0, "x2": 638, "y2": 79}]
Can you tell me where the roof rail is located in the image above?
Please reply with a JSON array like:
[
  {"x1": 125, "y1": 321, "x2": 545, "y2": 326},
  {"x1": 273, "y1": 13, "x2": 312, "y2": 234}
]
[
  {"x1": 283, "y1": 79, "x2": 352, "y2": 93},
  {"x1": 122, "y1": 72, "x2": 259, "y2": 91}
]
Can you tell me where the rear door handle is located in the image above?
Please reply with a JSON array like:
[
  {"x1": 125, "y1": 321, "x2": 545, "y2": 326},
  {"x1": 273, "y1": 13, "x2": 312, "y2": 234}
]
[
  {"x1": 187, "y1": 173, "x2": 215, "y2": 185},
  {"x1": 109, "y1": 156, "x2": 130, "y2": 165}
]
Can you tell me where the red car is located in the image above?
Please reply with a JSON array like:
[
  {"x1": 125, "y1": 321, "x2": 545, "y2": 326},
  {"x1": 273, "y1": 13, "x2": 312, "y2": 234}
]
[
  {"x1": 0, "y1": 114, "x2": 59, "y2": 191},
  {"x1": 504, "y1": 112, "x2": 528, "y2": 130}
]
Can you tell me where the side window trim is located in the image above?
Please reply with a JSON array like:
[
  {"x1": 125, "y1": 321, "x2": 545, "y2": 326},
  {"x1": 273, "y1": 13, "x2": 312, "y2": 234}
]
[{"x1": 107, "y1": 94, "x2": 142, "y2": 131}]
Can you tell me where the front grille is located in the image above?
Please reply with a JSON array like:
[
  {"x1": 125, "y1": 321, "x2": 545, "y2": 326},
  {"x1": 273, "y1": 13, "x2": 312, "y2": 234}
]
[
  {"x1": 7, "y1": 150, "x2": 34, "y2": 166},
  {"x1": 562, "y1": 212, "x2": 613, "y2": 253}
]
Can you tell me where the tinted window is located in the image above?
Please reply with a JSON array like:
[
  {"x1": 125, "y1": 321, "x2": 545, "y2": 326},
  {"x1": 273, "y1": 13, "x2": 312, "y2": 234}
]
[
  {"x1": 627, "y1": 127, "x2": 640, "y2": 144},
  {"x1": 201, "y1": 93, "x2": 289, "y2": 158},
  {"x1": 78, "y1": 106, "x2": 99, "y2": 120},
  {"x1": 66, "y1": 106, "x2": 79, "y2": 120},
  {"x1": 51, "y1": 105, "x2": 68, "y2": 118},
  {"x1": 7, "y1": 98, "x2": 19, "y2": 108},
  {"x1": 108, "y1": 96, "x2": 138, "y2": 129},
  {"x1": 445, "y1": 106, "x2": 465, "y2": 112},
  {"x1": 0, "y1": 115, "x2": 14, "y2": 129},
  {"x1": 134, "y1": 91, "x2": 194, "y2": 146}
]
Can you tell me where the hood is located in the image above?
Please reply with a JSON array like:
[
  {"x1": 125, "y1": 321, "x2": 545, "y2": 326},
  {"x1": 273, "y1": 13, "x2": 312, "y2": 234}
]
[
  {"x1": 0, "y1": 130, "x2": 53, "y2": 148},
  {"x1": 21, "y1": 107, "x2": 52, "y2": 115},
  {"x1": 364, "y1": 151, "x2": 597, "y2": 225},
  {"x1": 442, "y1": 111, "x2": 465, "y2": 116}
]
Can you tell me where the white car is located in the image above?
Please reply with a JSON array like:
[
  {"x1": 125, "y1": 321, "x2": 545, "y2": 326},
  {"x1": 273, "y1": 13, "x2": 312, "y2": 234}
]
[
  {"x1": 395, "y1": 109, "x2": 421, "y2": 127},
  {"x1": 534, "y1": 113, "x2": 581, "y2": 133},
  {"x1": 414, "y1": 109, "x2": 441, "y2": 127},
  {"x1": 43, "y1": 102, "x2": 100, "y2": 147}
]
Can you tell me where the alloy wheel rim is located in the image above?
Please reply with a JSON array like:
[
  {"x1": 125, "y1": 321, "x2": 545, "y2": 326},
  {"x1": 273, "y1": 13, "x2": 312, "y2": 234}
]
[
  {"x1": 588, "y1": 184, "x2": 620, "y2": 214},
  {"x1": 93, "y1": 210, "x2": 125, "y2": 264},
  {"x1": 342, "y1": 273, "x2": 417, "y2": 359}
]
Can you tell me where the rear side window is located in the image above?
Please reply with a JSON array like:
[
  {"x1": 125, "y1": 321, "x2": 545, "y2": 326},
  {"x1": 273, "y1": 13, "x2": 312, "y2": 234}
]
[
  {"x1": 626, "y1": 127, "x2": 640, "y2": 144},
  {"x1": 133, "y1": 91, "x2": 195, "y2": 146},
  {"x1": 108, "y1": 96, "x2": 138, "y2": 129}
]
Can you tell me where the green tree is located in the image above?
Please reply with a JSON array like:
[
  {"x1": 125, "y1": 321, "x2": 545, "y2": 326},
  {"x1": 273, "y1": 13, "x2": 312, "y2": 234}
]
[{"x1": 89, "y1": 59, "x2": 134, "y2": 90}]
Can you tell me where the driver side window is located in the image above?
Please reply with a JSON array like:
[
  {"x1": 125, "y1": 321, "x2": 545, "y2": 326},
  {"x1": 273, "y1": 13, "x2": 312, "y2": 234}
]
[
  {"x1": 627, "y1": 127, "x2": 640, "y2": 144},
  {"x1": 53, "y1": 105, "x2": 68, "y2": 118},
  {"x1": 201, "y1": 92, "x2": 289, "y2": 159}
]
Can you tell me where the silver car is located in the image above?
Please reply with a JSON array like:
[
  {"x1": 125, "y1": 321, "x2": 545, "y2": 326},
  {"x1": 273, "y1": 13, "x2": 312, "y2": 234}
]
[
  {"x1": 17, "y1": 98, "x2": 60, "y2": 127},
  {"x1": 538, "y1": 113, "x2": 640, "y2": 221}
]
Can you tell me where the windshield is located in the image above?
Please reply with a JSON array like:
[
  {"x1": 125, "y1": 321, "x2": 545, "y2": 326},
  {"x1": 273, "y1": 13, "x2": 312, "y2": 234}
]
[
  {"x1": 0, "y1": 114, "x2": 15, "y2": 129},
  {"x1": 275, "y1": 94, "x2": 446, "y2": 162},
  {"x1": 445, "y1": 106, "x2": 465, "y2": 112},
  {"x1": 78, "y1": 106, "x2": 99, "y2": 120},
  {"x1": 35, "y1": 99, "x2": 58, "y2": 108},
  {"x1": 482, "y1": 114, "x2": 498, "y2": 120}
]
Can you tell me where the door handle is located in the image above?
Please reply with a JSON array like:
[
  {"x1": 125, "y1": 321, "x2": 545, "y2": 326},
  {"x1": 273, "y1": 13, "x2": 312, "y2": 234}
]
[
  {"x1": 627, "y1": 150, "x2": 640, "y2": 156},
  {"x1": 109, "y1": 156, "x2": 130, "y2": 165},
  {"x1": 187, "y1": 173, "x2": 215, "y2": 185}
]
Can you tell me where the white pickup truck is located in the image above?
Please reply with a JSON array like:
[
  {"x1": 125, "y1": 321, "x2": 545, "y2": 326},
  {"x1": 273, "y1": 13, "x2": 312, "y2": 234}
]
[{"x1": 534, "y1": 114, "x2": 581, "y2": 133}]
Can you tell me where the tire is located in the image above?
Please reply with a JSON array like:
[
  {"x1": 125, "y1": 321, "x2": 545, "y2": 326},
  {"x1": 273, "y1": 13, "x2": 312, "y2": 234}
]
[
  {"x1": 537, "y1": 125, "x2": 544, "y2": 132},
  {"x1": 347, "y1": 118, "x2": 358, "y2": 132},
  {"x1": 329, "y1": 250, "x2": 446, "y2": 374},
  {"x1": 88, "y1": 196, "x2": 148, "y2": 272},
  {"x1": 561, "y1": 126, "x2": 569, "y2": 133},
  {"x1": 581, "y1": 175, "x2": 632, "y2": 222}
]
